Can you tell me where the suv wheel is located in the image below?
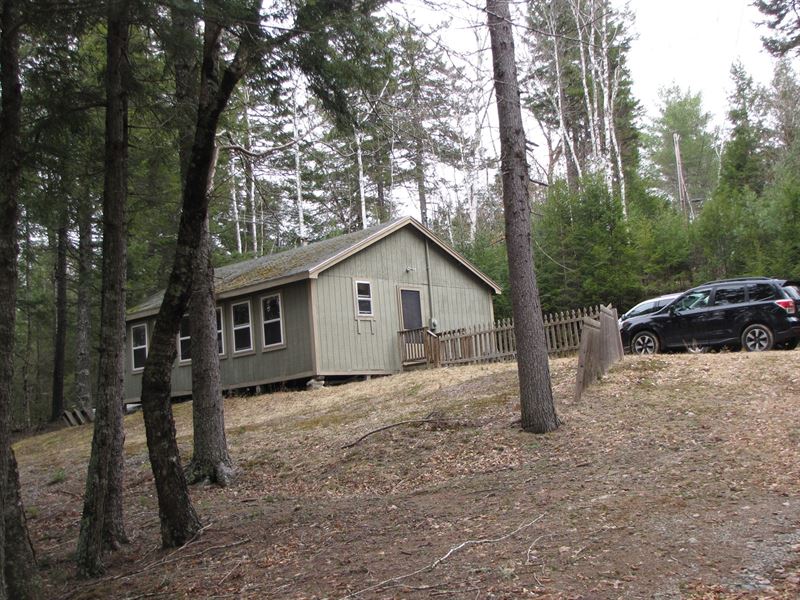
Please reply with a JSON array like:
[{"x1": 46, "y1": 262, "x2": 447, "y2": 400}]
[
  {"x1": 741, "y1": 324, "x2": 774, "y2": 352},
  {"x1": 631, "y1": 331, "x2": 659, "y2": 355}
]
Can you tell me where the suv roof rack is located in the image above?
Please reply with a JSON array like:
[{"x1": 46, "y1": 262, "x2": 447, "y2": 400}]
[{"x1": 696, "y1": 276, "x2": 773, "y2": 286}]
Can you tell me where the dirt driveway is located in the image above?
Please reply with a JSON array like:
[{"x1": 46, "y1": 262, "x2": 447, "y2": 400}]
[{"x1": 14, "y1": 351, "x2": 800, "y2": 599}]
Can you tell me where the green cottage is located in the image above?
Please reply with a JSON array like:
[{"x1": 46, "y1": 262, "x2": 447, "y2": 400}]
[{"x1": 123, "y1": 217, "x2": 501, "y2": 402}]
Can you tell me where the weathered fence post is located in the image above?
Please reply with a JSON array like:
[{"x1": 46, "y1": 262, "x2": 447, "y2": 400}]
[{"x1": 574, "y1": 305, "x2": 625, "y2": 400}]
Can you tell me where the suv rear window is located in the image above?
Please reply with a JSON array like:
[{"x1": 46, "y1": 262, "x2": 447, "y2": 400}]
[
  {"x1": 783, "y1": 285, "x2": 800, "y2": 300},
  {"x1": 747, "y1": 283, "x2": 777, "y2": 302}
]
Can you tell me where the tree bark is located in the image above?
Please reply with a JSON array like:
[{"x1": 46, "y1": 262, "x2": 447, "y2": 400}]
[
  {"x1": 50, "y1": 209, "x2": 67, "y2": 421},
  {"x1": 292, "y1": 85, "x2": 306, "y2": 240},
  {"x1": 240, "y1": 87, "x2": 257, "y2": 253},
  {"x1": 1, "y1": 0, "x2": 39, "y2": 595},
  {"x1": 139, "y1": 8, "x2": 260, "y2": 547},
  {"x1": 229, "y1": 164, "x2": 242, "y2": 253},
  {"x1": 76, "y1": 0, "x2": 130, "y2": 576},
  {"x1": 4, "y1": 451, "x2": 39, "y2": 599},
  {"x1": 487, "y1": 0, "x2": 558, "y2": 433},
  {"x1": 186, "y1": 214, "x2": 233, "y2": 485},
  {"x1": 414, "y1": 135, "x2": 427, "y2": 226},
  {"x1": 166, "y1": 4, "x2": 233, "y2": 487},
  {"x1": 355, "y1": 128, "x2": 367, "y2": 229},
  {"x1": 75, "y1": 193, "x2": 93, "y2": 409},
  {"x1": 22, "y1": 209, "x2": 32, "y2": 430}
]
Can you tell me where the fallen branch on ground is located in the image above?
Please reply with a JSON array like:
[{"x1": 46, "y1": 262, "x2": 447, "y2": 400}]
[
  {"x1": 342, "y1": 412, "x2": 462, "y2": 449},
  {"x1": 57, "y1": 522, "x2": 250, "y2": 600},
  {"x1": 339, "y1": 514, "x2": 545, "y2": 599}
]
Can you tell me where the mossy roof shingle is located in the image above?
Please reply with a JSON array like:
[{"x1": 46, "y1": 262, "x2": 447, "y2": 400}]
[{"x1": 128, "y1": 219, "x2": 404, "y2": 317}]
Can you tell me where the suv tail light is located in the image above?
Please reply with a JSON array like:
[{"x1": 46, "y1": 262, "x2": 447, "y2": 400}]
[{"x1": 775, "y1": 299, "x2": 796, "y2": 314}]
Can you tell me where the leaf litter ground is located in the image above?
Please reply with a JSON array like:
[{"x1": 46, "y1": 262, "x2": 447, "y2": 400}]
[{"x1": 14, "y1": 351, "x2": 800, "y2": 599}]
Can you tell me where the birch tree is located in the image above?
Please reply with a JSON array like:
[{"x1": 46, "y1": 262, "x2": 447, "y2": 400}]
[{"x1": 525, "y1": 0, "x2": 634, "y2": 211}]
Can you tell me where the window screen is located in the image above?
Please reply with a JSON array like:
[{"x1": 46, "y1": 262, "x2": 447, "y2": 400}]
[{"x1": 401, "y1": 289, "x2": 423, "y2": 329}]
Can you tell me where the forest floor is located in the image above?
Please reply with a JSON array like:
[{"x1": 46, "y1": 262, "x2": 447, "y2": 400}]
[{"x1": 14, "y1": 350, "x2": 800, "y2": 599}]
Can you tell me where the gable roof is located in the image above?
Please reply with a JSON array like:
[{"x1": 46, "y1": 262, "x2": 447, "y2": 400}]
[{"x1": 127, "y1": 216, "x2": 501, "y2": 319}]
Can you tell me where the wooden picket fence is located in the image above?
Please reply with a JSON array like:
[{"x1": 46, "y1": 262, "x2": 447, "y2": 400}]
[
  {"x1": 573, "y1": 305, "x2": 625, "y2": 401},
  {"x1": 399, "y1": 305, "x2": 602, "y2": 368}
]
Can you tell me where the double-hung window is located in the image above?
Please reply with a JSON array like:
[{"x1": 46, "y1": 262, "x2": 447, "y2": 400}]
[
  {"x1": 261, "y1": 293, "x2": 284, "y2": 349},
  {"x1": 231, "y1": 301, "x2": 253, "y2": 353},
  {"x1": 178, "y1": 316, "x2": 192, "y2": 362},
  {"x1": 216, "y1": 307, "x2": 225, "y2": 355},
  {"x1": 131, "y1": 323, "x2": 148, "y2": 371},
  {"x1": 355, "y1": 280, "x2": 373, "y2": 317}
]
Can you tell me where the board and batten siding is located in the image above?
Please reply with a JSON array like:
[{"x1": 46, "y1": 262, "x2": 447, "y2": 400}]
[
  {"x1": 123, "y1": 280, "x2": 313, "y2": 402},
  {"x1": 314, "y1": 227, "x2": 494, "y2": 374}
]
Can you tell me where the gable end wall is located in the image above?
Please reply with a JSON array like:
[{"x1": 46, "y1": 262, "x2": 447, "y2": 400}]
[{"x1": 315, "y1": 227, "x2": 494, "y2": 373}]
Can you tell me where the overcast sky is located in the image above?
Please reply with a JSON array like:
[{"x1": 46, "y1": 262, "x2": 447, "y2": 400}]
[{"x1": 620, "y1": 0, "x2": 778, "y2": 129}]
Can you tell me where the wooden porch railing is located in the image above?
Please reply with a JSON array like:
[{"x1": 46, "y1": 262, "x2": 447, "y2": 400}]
[
  {"x1": 399, "y1": 327, "x2": 441, "y2": 367},
  {"x1": 399, "y1": 305, "x2": 603, "y2": 368}
]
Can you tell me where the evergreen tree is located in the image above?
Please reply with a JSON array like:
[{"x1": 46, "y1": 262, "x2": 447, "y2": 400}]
[
  {"x1": 717, "y1": 63, "x2": 770, "y2": 196},
  {"x1": 755, "y1": 0, "x2": 800, "y2": 56},
  {"x1": 644, "y1": 86, "x2": 719, "y2": 210}
]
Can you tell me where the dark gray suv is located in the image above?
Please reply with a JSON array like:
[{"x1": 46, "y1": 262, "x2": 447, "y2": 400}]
[{"x1": 620, "y1": 277, "x2": 800, "y2": 354}]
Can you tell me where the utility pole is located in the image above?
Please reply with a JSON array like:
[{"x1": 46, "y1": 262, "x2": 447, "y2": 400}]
[{"x1": 673, "y1": 132, "x2": 694, "y2": 221}]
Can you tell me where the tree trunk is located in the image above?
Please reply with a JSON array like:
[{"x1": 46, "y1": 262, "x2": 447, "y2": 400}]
[
  {"x1": 167, "y1": 4, "x2": 232, "y2": 487},
  {"x1": 355, "y1": 128, "x2": 367, "y2": 229},
  {"x1": 487, "y1": 0, "x2": 558, "y2": 433},
  {"x1": 139, "y1": 11, "x2": 259, "y2": 548},
  {"x1": 292, "y1": 84, "x2": 306, "y2": 241},
  {"x1": 414, "y1": 135, "x2": 428, "y2": 226},
  {"x1": 75, "y1": 193, "x2": 93, "y2": 409},
  {"x1": 76, "y1": 0, "x2": 130, "y2": 576},
  {"x1": 1, "y1": 0, "x2": 39, "y2": 595},
  {"x1": 186, "y1": 214, "x2": 233, "y2": 485},
  {"x1": 229, "y1": 165, "x2": 242, "y2": 253},
  {"x1": 4, "y1": 451, "x2": 39, "y2": 599},
  {"x1": 241, "y1": 88, "x2": 257, "y2": 254},
  {"x1": 22, "y1": 209, "x2": 32, "y2": 429},
  {"x1": 50, "y1": 210, "x2": 67, "y2": 421}
]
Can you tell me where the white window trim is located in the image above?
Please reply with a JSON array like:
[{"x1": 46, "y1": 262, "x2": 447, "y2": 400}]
[
  {"x1": 177, "y1": 315, "x2": 191, "y2": 364},
  {"x1": 260, "y1": 292, "x2": 286, "y2": 351},
  {"x1": 131, "y1": 323, "x2": 148, "y2": 372},
  {"x1": 216, "y1": 306, "x2": 226, "y2": 357},
  {"x1": 354, "y1": 279, "x2": 374, "y2": 318},
  {"x1": 230, "y1": 300, "x2": 254, "y2": 354}
]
